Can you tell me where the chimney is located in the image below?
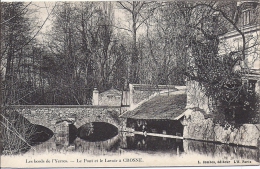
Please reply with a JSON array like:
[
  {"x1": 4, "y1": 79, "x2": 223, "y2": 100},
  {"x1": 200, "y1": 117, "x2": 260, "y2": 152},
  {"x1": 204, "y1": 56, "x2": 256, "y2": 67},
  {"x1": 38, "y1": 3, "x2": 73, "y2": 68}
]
[{"x1": 92, "y1": 88, "x2": 99, "y2": 106}]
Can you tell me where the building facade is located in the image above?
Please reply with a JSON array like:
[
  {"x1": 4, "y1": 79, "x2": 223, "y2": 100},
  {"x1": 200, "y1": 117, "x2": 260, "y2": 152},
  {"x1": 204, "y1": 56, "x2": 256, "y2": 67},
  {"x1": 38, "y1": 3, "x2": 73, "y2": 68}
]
[
  {"x1": 219, "y1": 0, "x2": 260, "y2": 93},
  {"x1": 186, "y1": 0, "x2": 260, "y2": 114}
]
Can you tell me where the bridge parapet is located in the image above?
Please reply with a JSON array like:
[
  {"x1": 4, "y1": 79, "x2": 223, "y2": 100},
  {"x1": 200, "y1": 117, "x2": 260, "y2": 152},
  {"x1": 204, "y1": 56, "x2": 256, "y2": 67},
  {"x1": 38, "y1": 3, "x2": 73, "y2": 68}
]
[{"x1": 7, "y1": 105, "x2": 123, "y2": 132}]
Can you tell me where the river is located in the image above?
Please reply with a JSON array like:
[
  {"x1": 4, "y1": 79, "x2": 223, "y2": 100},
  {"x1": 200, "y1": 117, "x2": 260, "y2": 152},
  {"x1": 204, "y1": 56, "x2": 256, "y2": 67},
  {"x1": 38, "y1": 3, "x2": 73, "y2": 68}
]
[{"x1": 24, "y1": 122, "x2": 259, "y2": 164}]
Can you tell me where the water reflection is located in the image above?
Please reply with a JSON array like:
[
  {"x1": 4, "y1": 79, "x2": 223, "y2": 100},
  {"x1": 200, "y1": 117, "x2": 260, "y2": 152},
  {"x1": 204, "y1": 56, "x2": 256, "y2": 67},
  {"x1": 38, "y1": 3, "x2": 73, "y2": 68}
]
[
  {"x1": 11, "y1": 124, "x2": 53, "y2": 154},
  {"x1": 78, "y1": 122, "x2": 118, "y2": 142},
  {"x1": 73, "y1": 135, "x2": 121, "y2": 155},
  {"x1": 183, "y1": 140, "x2": 259, "y2": 161},
  {"x1": 125, "y1": 134, "x2": 184, "y2": 154},
  {"x1": 27, "y1": 132, "x2": 122, "y2": 155},
  {"x1": 26, "y1": 123, "x2": 259, "y2": 163}
]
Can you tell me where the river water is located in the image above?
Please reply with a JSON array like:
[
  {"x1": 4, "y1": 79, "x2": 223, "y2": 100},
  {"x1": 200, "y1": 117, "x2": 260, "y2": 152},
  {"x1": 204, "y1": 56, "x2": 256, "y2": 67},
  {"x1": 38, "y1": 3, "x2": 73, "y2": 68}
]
[{"x1": 24, "y1": 122, "x2": 259, "y2": 164}]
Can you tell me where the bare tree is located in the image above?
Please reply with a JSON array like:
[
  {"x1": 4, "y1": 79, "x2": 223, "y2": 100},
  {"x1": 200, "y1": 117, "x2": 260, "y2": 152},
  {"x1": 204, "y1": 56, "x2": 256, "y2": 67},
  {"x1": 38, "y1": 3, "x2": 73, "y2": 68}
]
[
  {"x1": 46, "y1": 2, "x2": 129, "y2": 104},
  {"x1": 140, "y1": 2, "x2": 188, "y2": 85},
  {"x1": 117, "y1": 1, "x2": 157, "y2": 84},
  {"x1": 1, "y1": 2, "x2": 40, "y2": 154}
]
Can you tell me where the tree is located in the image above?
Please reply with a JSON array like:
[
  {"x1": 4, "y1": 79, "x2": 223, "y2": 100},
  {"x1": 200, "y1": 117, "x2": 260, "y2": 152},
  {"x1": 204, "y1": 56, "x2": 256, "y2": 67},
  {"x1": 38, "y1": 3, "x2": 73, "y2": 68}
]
[
  {"x1": 46, "y1": 2, "x2": 83, "y2": 104},
  {"x1": 140, "y1": 2, "x2": 188, "y2": 85},
  {"x1": 117, "y1": 1, "x2": 157, "y2": 84},
  {"x1": 1, "y1": 2, "x2": 46, "y2": 155},
  {"x1": 1, "y1": 2, "x2": 37, "y2": 105},
  {"x1": 46, "y1": 2, "x2": 129, "y2": 104}
]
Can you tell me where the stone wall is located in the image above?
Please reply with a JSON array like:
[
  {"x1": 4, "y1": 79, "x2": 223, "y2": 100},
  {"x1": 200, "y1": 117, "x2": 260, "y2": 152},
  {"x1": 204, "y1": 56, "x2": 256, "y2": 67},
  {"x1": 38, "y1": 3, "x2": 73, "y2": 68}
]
[
  {"x1": 186, "y1": 80, "x2": 211, "y2": 113},
  {"x1": 98, "y1": 89, "x2": 122, "y2": 106},
  {"x1": 182, "y1": 109, "x2": 260, "y2": 147},
  {"x1": 99, "y1": 93, "x2": 121, "y2": 106},
  {"x1": 8, "y1": 105, "x2": 124, "y2": 132}
]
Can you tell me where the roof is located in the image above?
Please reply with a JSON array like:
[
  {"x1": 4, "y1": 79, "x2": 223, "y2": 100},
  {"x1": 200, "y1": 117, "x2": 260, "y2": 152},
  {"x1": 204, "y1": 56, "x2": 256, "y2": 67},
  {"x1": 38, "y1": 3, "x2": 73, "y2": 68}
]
[{"x1": 120, "y1": 92, "x2": 187, "y2": 120}]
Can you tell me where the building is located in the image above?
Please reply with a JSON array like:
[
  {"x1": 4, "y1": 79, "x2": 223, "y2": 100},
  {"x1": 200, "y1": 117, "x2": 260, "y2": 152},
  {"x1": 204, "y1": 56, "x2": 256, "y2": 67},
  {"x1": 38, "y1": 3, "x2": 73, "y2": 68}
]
[
  {"x1": 117, "y1": 84, "x2": 186, "y2": 136},
  {"x1": 219, "y1": 0, "x2": 260, "y2": 93},
  {"x1": 120, "y1": 91, "x2": 187, "y2": 136},
  {"x1": 186, "y1": 0, "x2": 260, "y2": 114},
  {"x1": 92, "y1": 87, "x2": 122, "y2": 106}
]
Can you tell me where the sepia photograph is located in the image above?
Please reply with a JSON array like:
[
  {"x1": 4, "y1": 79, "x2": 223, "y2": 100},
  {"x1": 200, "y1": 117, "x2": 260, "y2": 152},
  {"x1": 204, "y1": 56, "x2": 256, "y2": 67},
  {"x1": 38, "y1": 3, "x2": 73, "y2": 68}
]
[{"x1": 0, "y1": 0, "x2": 259, "y2": 168}]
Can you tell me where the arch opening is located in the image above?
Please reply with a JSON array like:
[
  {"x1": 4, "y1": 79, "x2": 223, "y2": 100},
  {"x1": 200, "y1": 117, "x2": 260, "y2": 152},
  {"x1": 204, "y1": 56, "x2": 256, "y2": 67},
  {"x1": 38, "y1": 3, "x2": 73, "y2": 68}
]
[{"x1": 30, "y1": 124, "x2": 54, "y2": 146}]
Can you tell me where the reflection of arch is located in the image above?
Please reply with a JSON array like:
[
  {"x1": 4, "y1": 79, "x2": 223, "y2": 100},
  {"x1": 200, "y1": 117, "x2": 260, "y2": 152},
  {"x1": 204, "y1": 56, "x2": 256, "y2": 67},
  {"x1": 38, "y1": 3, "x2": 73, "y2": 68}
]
[
  {"x1": 78, "y1": 122, "x2": 118, "y2": 142},
  {"x1": 74, "y1": 115, "x2": 120, "y2": 129},
  {"x1": 73, "y1": 134, "x2": 120, "y2": 155}
]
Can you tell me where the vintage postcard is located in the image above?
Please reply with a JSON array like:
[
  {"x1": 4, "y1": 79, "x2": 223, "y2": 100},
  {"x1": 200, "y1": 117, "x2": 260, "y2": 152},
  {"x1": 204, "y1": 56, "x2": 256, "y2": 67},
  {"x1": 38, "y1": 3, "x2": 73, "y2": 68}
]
[{"x1": 0, "y1": 0, "x2": 259, "y2": 168}]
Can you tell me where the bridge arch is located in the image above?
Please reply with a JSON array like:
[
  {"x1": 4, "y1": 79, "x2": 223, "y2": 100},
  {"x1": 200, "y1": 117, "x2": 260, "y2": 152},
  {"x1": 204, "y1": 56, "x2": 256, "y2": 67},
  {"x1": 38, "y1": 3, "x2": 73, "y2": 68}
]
[
  {"x1": 8, "y1": 105, "x2": 122, "y2": 132},
  {"x1": 74, "y1": 110, "x2": 121, "y2": 130}
]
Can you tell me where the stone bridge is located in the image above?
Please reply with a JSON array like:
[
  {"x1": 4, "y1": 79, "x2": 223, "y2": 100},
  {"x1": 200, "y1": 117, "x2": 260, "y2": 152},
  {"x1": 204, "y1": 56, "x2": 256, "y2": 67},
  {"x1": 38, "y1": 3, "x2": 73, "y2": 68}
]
[{"x1": 8, "y1": 105, "x2": 123, "y2": 132}]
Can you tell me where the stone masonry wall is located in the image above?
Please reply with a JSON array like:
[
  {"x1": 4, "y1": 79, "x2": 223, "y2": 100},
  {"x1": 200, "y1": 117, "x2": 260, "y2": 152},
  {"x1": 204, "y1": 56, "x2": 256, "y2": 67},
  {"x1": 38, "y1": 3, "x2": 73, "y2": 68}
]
[
  {"x1": 99, "y1": 94, "x2": 121, "y2": 106},
  {"x1": 8, "y1": 106, "x2": 124, "y2": 132},
  {"x1": 182, "y1": 109, "x2": 260, "y2": 147},
  {"x1": 186, "y1": 80, "x2": 211, "y2": 113}
]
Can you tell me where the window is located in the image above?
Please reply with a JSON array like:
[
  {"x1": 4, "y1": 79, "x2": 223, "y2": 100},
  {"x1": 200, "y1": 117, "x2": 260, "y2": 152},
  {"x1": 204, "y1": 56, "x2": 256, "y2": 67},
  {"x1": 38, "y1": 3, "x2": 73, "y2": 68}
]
[
  {"x1": 239, "y1": 1, "x2": 258, "y2": 26},
  {"x1": 242, "y1": 10, "x2": 251, "y2": 26},
  {"x1": 234, "y1": 37, "x2": 249, "y2": 57}
]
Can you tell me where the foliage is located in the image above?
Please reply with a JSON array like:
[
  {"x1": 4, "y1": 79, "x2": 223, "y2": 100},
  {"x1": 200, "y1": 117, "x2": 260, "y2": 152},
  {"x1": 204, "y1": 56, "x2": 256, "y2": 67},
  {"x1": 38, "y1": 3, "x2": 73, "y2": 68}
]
[
  {"x1": 44, "y1": 2, "x2": 130, "y2": 104},
  {"x1": 213, "y1": 89, "x2": 260, "y2": 128}
]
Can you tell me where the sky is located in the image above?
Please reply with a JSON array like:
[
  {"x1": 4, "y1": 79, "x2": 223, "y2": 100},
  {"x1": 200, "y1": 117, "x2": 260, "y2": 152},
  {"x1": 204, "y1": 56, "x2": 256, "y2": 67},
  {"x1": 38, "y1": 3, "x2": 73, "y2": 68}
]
[
  {"x1": 2, "y1": 0, "x2": 151, "y2": 44},
  {"x1": 35, "y1": 1, "x2": 132, "y2": 43},
  {"x1": 29, "y1": 1, "x2": 56, "y2": 42}
]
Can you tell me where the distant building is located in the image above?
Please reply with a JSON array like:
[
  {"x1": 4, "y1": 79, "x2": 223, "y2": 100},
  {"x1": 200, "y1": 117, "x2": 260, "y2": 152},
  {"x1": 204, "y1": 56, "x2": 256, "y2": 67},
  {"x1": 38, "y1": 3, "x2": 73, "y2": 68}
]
[
  {"x1": 99, "y1": 88, "x2": 122, "y2": 106},
  {"x1": 92, "y1": 87, "x2": 122, "y2": 106}
]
